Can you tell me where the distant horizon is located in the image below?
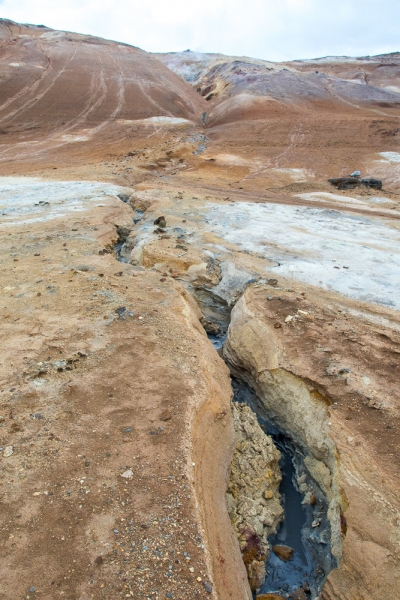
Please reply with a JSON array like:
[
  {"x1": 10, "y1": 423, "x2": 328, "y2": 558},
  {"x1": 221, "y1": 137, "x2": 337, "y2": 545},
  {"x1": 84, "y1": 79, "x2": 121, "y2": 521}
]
[
  {"x1": 1, "y1": 16, "x2": 399, "y2": 65},
  {"x1": 0, "y1": 0, "x2": 399, "y2": 63}
]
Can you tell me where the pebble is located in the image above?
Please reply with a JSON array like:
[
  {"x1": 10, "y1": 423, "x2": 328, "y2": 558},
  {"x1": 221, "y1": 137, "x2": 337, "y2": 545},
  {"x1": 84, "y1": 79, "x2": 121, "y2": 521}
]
[
  {"x1": 121, "y1": 470, "x2": 133, "y2": 479},
  {"x1": 312, "y1": 518, "x2": 322, "y2": 528},
  {"x1": 3, "y1": 445, "x2": 13, "y2": 457},
  {"x1": 160, "y1": 409, "x2": 172, "y2": 421},
  {"x1": 202, "y1": 580, "x2": 213, "y2": 593}
]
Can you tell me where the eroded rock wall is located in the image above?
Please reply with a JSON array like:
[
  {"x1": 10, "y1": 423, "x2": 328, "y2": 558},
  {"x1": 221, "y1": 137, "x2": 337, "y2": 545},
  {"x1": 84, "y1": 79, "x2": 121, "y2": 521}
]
[
  {"x1": 223, "y1": 283, "x2": 400, "y2": 600},
  {"x1": 227, "y1": 402, "x2": 283, "y2": 591}
]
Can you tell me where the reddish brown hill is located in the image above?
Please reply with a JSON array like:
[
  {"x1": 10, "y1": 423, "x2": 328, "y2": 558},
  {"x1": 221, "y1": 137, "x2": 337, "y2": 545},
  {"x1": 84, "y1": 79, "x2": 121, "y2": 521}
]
[{"x1": 0, "y1": 19, "x2": 206, "y2": 172}]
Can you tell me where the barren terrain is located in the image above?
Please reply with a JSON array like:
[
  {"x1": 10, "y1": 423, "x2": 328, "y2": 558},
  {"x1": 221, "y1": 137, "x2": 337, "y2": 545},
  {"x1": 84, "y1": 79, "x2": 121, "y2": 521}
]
[{"x1": 0, "y1": 18, "x2": 399, "y2": 600}]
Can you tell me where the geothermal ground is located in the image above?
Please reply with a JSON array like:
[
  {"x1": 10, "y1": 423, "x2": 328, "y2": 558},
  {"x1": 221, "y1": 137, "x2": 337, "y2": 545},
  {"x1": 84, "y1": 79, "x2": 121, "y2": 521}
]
[{"x1": 0, "y1": 18, "x2": 399, "y2": 600}]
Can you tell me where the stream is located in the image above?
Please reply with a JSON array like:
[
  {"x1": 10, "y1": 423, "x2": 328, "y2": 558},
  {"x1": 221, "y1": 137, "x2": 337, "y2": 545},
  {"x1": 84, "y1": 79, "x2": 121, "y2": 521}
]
[{"x1": 232, "y1": 378, "x2": 335, "y2": 599}]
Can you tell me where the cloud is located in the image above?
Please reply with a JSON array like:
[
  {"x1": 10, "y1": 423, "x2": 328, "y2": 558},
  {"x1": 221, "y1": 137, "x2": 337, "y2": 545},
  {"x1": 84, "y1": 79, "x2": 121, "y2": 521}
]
[{"x1": 0, "y1": 0, "x2": 399, "y2": 61}]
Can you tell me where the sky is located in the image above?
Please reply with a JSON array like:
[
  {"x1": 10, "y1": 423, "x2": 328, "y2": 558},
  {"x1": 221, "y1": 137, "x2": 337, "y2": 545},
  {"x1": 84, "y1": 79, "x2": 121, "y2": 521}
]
[{"x1": 0, "y1": 0, "x2": 399, "y2": 62}]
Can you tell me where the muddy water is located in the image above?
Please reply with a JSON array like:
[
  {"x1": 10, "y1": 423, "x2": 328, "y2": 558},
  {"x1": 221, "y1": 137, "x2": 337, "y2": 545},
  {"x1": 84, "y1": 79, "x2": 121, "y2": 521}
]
[{"x1": 232, "y1": 378, "x2": 335, "y2": 599}]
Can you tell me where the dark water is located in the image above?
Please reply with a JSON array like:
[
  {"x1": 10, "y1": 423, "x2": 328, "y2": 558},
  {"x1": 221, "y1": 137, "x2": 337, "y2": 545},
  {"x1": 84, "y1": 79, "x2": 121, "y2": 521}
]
[{"x1": 231, "y1": 378, "x2": 335, "y2": 599}]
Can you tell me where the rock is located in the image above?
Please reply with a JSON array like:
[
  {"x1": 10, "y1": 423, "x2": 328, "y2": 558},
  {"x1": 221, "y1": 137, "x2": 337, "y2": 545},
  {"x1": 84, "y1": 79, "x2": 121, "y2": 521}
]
[
  {"x1": 200, "y1": 317, "x2": 221, "y2": 335},
  {"x1": 128, "y1": 194, "x2": 153, "y2": 213},
  {"x1": 121, "y1": 469, "x2": 133, "y2": 479},
  {"x1": 3, "y1": 445, "x2": 13, "y2": 457},
  {"x1": 289, "y1": 589, "x2": 308, "y2": 600},
  {"x1": 349, "y1": 171, "x2": 361, "y2": 177},
  {"x1": 312, "y1": 518, "x2": 322, "y2": 528},
  {"x1": 267, "y1": 279, "x2": 278, "y2": 286},
  {"x1": 272, "y1": 544, "x2": 294, "y2": 561},
  {"x1": 328, "y1": 176, "x2": 382, "y2": 190},
  {"x1": 202, "y1": 580, "x2": 213, "y2": 593},
  {"x1": 247, "y1": 556, "x2": 267, "y2": 591},
  {"x1": 154, "y1": 216, "x2": 167, "y2": 228},
  {"x1": 227, "y1": 403, "x2": 283, "y2": 590},
  {"x1": 361, "y1": 178, "x2": 382, "y2": 190},
  {"x1": 160, "y1": 409, "x2": 172, "y2": 421}
]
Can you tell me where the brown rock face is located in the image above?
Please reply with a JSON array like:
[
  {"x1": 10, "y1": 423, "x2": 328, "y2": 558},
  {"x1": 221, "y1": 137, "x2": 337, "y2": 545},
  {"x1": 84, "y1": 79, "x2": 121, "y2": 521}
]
[{"x1": 224, "y1": 284, "x2": 400, "y2": 599}]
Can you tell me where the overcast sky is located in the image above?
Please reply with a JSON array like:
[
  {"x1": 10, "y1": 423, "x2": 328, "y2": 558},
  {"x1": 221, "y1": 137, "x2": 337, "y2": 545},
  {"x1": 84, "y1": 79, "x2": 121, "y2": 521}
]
[{"x1": 0, "y1": 0, "x2": 399, "y2": 62}]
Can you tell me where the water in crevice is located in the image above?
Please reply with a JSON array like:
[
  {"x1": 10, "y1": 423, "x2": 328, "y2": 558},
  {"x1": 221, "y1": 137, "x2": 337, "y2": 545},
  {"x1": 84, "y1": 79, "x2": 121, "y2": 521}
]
[{"x1": 231, "y1": 377, "x2": 335, "y2": 599}]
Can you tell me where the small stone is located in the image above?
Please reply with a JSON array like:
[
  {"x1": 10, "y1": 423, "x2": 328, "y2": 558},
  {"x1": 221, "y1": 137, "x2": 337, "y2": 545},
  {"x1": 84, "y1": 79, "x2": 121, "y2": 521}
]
[
  {"x1": 202, "y1": 580, "x2": 213, "y2": 593},
  {"x1": 189, "y1": 566, "x2": 194, "y2": 572},
  {"x1": 274, "y1": 323, "x2": 282, "y2": 329},
  {"x1": 3, "y1": 445, "x2": 13, "y2": 457},
  {"x1": 29, "y1": 588, "x2": 36, "y2": 593},
  {"x1": 264, "y1": 490, "x2": 274, "y2": 500},
  {"x1": 267, "y1": 278, "x2": 278, "y2": 286},
  {"x1": 272, "y1": 544, "x2": 293, "y2": 561},
  {"x1": 285, "y1": 315, "x2": 294, "y2": 323},
  {"x1": 160, "y1": 409, "x2": 172, "y2": 421},
  {"x1": 95, "y1": 555, "x2": 103, "y2": 565},
  {"x1": 310, "y1": 493, "x2": 317, "y2": 505},
  {"x1": 154, "y1": 216, "x2": 167, "y2": 228},
  {"x1": 267, "y1": 296, "x2": 274, "y2": 301},
  {"x1": 121, "y1": 470, "x2": 133, "y2": 479},
  {"x1": 312, "y1": 518, "x2": 322, "y2": 528}
]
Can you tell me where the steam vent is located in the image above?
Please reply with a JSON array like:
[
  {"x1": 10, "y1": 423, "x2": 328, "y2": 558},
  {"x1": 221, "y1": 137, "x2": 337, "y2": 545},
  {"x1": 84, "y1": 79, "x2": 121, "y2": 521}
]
[{"x1": 0, "y1": 18, "x2": 399, "y2": 600}]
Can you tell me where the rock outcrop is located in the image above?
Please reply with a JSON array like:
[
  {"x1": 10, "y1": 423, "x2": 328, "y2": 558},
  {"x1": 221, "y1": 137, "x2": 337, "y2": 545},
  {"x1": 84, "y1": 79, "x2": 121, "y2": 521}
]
[
  {"x1": 224, "y1": 283, "x2": 400, "y2": 599},
  {"x1": 226, "y1": 403, "x2": 283, "y2": 591}
]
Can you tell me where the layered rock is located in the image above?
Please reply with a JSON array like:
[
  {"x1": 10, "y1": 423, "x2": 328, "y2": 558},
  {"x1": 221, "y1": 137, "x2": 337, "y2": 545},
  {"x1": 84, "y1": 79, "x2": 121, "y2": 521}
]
[
  {"x1": 226, "y1": 403, "x2": 283, "y2": 591},
  {"x1": 224, "y1": 283, "x2": 400, "y2": 599}
]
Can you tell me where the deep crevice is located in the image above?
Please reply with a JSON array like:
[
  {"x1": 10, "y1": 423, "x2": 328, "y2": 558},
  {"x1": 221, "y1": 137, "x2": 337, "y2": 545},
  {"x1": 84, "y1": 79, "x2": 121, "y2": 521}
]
[
  {"x1": 113, "y1": 197, "x2": 337, "y2": 599},
  {"x1": 232, "y1": 378, "x2": 336, "y2": 599}
]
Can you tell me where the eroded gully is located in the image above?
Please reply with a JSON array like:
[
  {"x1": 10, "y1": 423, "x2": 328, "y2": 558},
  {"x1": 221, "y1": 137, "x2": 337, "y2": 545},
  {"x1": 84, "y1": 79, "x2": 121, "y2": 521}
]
[{"x1": 113, "y1": 201, "x2": 337, "y2": 600}]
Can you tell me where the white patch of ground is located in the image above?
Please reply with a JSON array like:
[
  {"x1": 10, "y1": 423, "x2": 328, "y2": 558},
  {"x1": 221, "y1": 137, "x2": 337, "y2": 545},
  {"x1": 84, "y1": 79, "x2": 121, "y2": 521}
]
[
  {"x1": 0, "y1": 178, "x2": 127, "y2": 227},
  {"x1": 274, "y1": 168, "x2": 311, "y2": 181},
  {"x1": 140, "y1": 116, "x2": 191, "y2": 125},
  {"x1": 379, "y1": 152, "x2": 400, "y2": 163},
  {"x1": 296, "y1": 192, "x2": 366, "y2": 205},
  {"x1": 384, "y1": 86, "x2": 400, "y2": 94},
  {"x1": 204, "y1": 202, "x2": 400, "y2": 309},
  {"x1": 60, "y1": 134, "x2": 91, "y2": 142},
  {"x1": 295, "y1": 192, "x2": 395, "y2": 211},
  {"x1": 212, "y1": 154, "x2": 252, "y2": 166}
]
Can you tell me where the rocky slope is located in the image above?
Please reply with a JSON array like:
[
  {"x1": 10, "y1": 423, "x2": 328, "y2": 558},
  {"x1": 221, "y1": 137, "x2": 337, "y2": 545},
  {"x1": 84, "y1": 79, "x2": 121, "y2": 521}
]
[{"x1": 0, "y1": 17, "x2": 399, "y2": 600}]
